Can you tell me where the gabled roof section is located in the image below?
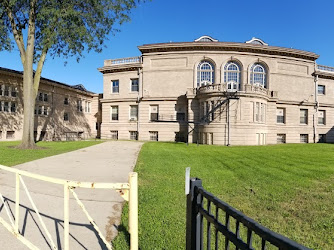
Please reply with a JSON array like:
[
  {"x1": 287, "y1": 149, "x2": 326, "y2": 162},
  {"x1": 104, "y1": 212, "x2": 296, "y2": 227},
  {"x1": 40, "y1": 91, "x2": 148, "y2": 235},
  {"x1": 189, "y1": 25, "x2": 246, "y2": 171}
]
[
  {"x1": 245, "y1": 37, "x2": 268, "y2": 46},
  {"x1": 0, "y1": 66, "x2": 94, "y2": 94},
  {"x1": 72, "y1": 84, "x2": 87, "y2": 92},
  {"x1": 194, "y1": 35, "x2": 218, "y2": 42}
]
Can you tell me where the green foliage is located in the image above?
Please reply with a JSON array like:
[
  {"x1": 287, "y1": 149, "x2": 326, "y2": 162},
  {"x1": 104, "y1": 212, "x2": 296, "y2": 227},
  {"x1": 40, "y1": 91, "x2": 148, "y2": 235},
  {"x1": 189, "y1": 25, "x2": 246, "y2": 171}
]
[
  {"x1": 0, "y1": 140, "x2": 102, "y2": 166},
  {"x1": 0, "y1": 0, "x2": 139, "y2": 62},
  {"x1": 114, "y1": 142, "x2": 334, "y2": 249}
]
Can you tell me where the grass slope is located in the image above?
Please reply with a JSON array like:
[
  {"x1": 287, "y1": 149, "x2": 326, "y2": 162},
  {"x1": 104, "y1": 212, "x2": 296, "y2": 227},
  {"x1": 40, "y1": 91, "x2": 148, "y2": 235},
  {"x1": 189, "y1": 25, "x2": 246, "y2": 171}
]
[
  {"x1": 114, "y1": 142, "x2": 334, "y2": 249},
  {"x1": 0, "y1": 140, "x2": 102, "y2": 166}
]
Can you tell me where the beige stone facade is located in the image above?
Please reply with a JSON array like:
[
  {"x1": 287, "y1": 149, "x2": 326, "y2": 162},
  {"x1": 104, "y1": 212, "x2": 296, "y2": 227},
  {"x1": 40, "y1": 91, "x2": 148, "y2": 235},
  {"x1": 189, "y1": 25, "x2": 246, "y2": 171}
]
[
  {"x1": 96, "y1": 36, "x2": 334, "y2": 145},
  {"x1": 0, "y1": 67, "x2": 101, "y2": 141}
]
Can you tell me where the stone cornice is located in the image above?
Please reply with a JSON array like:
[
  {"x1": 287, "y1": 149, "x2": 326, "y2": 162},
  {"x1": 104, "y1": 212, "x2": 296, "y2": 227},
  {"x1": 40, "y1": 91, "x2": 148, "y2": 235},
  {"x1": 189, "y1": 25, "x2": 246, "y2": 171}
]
[
  {"x1": 138, "y1": 42, "x2": 319, "y2": 61},
  {"x1": 313, "y1": 70, "x2": 334, "y2": 80},
  {"x1": 97, "y1": 63, "x2": 142, "y2": 74}
]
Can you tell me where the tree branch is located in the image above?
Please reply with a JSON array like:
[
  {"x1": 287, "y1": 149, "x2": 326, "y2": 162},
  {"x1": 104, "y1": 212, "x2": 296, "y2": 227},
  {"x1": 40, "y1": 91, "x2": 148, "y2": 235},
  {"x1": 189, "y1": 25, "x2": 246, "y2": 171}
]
[
  {"x1": 4, "y1": 1, "x2": 26, "y2": 64},
  {"x1": 33, "y1": 47, "x2": 48, "y2": 97}
]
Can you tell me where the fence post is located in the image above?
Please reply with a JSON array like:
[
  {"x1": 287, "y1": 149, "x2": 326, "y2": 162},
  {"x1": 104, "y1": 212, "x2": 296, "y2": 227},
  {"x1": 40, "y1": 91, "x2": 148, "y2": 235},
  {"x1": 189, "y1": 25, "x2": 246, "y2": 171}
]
[
  {"x1": 64, "y1": 184, "x2": 70, "y2": 250},
  {"x1": 186, "y1": 178, "x2": 202, "y2": 250},
  {"x1": 129, "y1": 172, "x2": 138, "y2": 250}
]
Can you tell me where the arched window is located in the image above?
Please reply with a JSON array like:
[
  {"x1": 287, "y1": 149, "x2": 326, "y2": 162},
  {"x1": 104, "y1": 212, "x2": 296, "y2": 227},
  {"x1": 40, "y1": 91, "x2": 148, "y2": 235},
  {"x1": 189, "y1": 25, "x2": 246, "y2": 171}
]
[
  {"x1": 224, "y1": 62, "x2": 241, "y2": 91},
  {"x1": 250, "y1": 63, "x2": 267, "y2": 88},
  {"x1": 197, "y1": 61, "x2": 215, "y2": 87}
]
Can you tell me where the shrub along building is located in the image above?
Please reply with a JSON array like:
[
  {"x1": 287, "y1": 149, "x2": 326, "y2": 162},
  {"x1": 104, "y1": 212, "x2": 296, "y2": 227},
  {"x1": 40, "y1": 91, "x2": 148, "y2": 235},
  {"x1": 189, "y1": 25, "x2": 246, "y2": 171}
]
[
  {"x1": 0, "y1": 67, "x2": 101, "y2": 141},
  {"x1": 98, "y1": 36, "x2": 334, "y2": 145}
]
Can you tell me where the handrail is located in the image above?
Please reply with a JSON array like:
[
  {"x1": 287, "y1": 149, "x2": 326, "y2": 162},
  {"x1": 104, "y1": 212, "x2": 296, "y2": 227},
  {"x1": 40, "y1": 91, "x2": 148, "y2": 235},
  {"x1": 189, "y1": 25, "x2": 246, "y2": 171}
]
[
  {"x1": 317, "y1": 64, "x2": 334, "y2": 73},
  {"x1": 0, "y1": 164, "x2": 138, "y2": 250},
  {"x1": 0, "y1": 164, "x2": 129, "y2": 189}
]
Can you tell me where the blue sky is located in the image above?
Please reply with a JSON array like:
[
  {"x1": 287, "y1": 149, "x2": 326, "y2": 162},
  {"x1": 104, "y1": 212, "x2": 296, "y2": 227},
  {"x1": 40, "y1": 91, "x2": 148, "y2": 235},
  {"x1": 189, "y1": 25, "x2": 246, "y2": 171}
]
[{"x1": 1, "y1": 0, "x2": 334, "y2": 93}]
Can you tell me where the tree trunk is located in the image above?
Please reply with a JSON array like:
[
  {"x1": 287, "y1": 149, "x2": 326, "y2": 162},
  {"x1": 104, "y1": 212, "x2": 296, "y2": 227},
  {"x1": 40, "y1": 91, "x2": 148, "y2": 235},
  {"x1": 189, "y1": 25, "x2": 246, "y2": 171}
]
[
  {"x1": 18, "y1": 0, "x2": 38, "y2": 149},
  {"x1": 19, "y1": 67, "x2": 37, "y2": 149}
]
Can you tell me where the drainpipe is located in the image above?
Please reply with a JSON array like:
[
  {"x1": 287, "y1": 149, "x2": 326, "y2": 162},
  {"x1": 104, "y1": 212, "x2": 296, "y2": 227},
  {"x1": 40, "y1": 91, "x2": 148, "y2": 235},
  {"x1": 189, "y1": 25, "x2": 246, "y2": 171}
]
[
  {"x1": 313, "y1": 74, "x2": 319, "y2": 143},
  {"x1": 137, "y1": 67, "x2": 142, "y2": 139},
  {"x1": 227, "y1": 98, "x2": 230, "y2": 146}
]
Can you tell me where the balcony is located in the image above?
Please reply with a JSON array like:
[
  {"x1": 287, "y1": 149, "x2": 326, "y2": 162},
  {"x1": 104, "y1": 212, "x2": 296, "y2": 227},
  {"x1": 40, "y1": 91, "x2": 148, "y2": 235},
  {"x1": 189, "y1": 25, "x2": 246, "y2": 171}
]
[
  {"x1": 191, "y1": 83, "x2": 277, "y2": 98},
  {"x1": 104, "y1": 57, "x2": 141, "y2": 66}
]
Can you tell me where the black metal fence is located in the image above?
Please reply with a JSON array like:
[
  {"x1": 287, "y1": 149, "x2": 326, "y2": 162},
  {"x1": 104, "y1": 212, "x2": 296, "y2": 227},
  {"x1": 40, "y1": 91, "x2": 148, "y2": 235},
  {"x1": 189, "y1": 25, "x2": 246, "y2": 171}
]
[{"x1": 186, "y1": 178, "x2": 310, "y2": 250}]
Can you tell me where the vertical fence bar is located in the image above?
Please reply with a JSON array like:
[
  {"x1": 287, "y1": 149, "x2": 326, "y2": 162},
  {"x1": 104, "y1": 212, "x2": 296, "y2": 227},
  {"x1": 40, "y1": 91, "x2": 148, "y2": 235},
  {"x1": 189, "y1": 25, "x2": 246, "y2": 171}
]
[
  {"x1": 15, "y1": 173, "x2": 20, "y2": 233},
  {"x1": 207, "y1": 200, "x2": 211, "y2": 250},
  {"x1": 186, "y1": 178, "x2": 203, "y2": 250},
  {"x1": 64, "y1": 184, "x2": 70, "y2": 250},
  {"x1": 225, "y1": 214, "x2": 230, "y2": 250},
  {"x1": 215, "y1": 205, "x2": 219, "y2": 250},
  {"x1": 129, "y1": 172, "x2": 138, "y2": 250}
]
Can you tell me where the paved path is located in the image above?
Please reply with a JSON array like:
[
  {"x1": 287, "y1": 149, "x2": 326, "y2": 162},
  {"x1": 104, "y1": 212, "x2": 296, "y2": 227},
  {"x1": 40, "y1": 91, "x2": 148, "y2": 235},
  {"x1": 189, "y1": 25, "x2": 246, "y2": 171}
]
[{"x1": 0, "y1": 141, "x2": 143, "y2": 249}]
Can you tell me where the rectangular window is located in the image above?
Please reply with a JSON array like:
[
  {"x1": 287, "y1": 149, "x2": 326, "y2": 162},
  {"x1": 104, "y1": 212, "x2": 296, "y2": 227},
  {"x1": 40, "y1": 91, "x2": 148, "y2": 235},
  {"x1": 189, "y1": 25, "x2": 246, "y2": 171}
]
[
  {"x1": 43, "y1": 106, "x2": 48, "y2": 116},
  {"x1": 300, "y1": 109, "x2": 308, "y2": 124},
  {"x1": 85, "y1": 101, "x2": 88, "y2": 112},
  {"x1": 110, "y1": 131, "x2": 118, "y2": 140},
  {"x1": 11, "y1": 87, "x2": 17, "y2": 97},
  {"x1": 300, "y1": 134, "x2": 308, "y2": 143},
  {"x1": 4, "y1": 102, "x2": 9, "y2": 112},
  {"x1": 277, "y1": 134, "x2": 286, "y2": 144},
  {"x1": 0, "y1": 101, "x2": 2, "y2": 112},
  {"x1": 318, "y1": 110, "x2": 325, "y2": 125},
  {"x1": 4, "y1": 86, "x2": 9, "y2": 96},
  {"x1": 64, "y1": 97, "x2": 69, "y2": 105},
  {"x1": 129, "y1": 131, "x2": 138, "y2": 140},
  {"x1": 0, "y1": 131, "x2": 2, "y2": 139},
  {"x1": 111, "y1": 106, "x2": 119, "y2": 121},
  {"x1": 64, "y1": 112, "x2": 69, "y2": 121},
  {"x1": 38, "y1": 92, "x2": 43, "y2": 101},
  {"x1": 130, "y1": 105, "x2": 138, "y2": 121},
  {"x1": 149, "y1": 131, "x2": 158, "y2": 141},
  {"x1": 211, "y1": 101, "x2": 215, "y2": 121},
  {"x1": 44, "y1": 93, "x2": 48, "y2": 102},
  {"x1": 10, "y1": 102, "x2": 16, "y2": 113},
  {"x1": 77, "y1": 100, "x2": 82, "y2": 112},
  {"x1": 88, "y1": 102, "x2": 91, "y2": 113},
  {"x1": 112, "y1": 80, "x2": 119, "y2": 93},
  {"x1": 38, "y1": 106, "x2": 42, "y2": 115},
  {"x1": 6, "y1": 131, "x2": 15, "y2": 139},
  {"x1": 318, "y1": 85, "x2": 325, "y2": 95},
  {"x1": 150, "y1": 105, "x2": 159, "y2": 121},
  {"x1": 255, "y1": 102, "x2": 260, "y2": 122},
  {"x1": 318, "y1": 134, "x2": 326, "y2": 143},
  {"x1": 131, "y1": 79, "x2": 139, "y2": 92},
  {"x1": 0, "y1": 85, "x2": 3, "y2": 96},
  {"x1": 276, "y1": 108, "x2": 285, "y2": 124}
]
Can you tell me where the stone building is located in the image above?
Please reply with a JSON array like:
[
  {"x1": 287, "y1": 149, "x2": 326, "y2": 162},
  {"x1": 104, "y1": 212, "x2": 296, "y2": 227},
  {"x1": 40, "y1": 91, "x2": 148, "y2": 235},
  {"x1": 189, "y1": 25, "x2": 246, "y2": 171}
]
[
  {"x1": 98, "y1": 36, "x2": 334, "y2": 145},
  {"x1": 0, "y1": 67, "x2": 101, "y2": 141}
]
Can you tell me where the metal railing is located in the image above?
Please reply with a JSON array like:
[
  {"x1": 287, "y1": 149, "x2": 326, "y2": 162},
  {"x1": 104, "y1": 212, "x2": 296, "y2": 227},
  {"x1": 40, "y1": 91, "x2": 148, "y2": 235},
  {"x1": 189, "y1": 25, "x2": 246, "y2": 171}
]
[
  {"x1": 186, "y1": 178, "x2": 309, "y2": 250},
  {"x1": 104, "y1": 57, "x2": 141, "y2": 66},
  {"x1": 317, "y1": 64, "x2": 334, "y2": 73},
  {"x1": 0, "y1": 164, "x2": 138, "y2": 250}
]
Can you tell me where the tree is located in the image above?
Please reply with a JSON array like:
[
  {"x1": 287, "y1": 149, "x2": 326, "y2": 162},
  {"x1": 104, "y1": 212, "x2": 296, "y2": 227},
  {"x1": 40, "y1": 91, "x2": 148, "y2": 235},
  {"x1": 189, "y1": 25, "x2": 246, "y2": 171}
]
[{"x1": 0, "y1": 0, "x2": 139, "y2": 148}]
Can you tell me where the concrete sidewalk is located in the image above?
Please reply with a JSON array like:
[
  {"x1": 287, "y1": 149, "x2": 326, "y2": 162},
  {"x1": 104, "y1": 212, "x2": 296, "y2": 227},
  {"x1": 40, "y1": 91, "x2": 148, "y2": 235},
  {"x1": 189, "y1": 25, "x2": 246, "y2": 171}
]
[{"x1": 0, "y1": 141, "x2": 143, "y2": 249}]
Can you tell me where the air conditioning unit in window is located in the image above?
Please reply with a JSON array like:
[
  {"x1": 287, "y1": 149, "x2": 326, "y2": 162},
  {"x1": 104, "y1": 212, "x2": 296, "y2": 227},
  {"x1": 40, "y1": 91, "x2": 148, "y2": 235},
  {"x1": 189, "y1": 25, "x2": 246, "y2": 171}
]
[{"x1": 130, "y1": 118, "x2": 137, "y2": 121}]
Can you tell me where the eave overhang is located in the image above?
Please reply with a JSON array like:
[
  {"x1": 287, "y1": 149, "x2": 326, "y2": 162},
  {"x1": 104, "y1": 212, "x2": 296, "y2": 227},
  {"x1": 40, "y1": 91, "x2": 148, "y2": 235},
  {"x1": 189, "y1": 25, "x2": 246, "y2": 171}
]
[
  {"x1": 138, "y1": 42, "x2": 319, "y2": 61},
  {"x1": 313, "y1": 70, "x2": 334, "y2": 80},
  {"x1": 98, "y1": 63, "x2": 142, "y2": 74}
]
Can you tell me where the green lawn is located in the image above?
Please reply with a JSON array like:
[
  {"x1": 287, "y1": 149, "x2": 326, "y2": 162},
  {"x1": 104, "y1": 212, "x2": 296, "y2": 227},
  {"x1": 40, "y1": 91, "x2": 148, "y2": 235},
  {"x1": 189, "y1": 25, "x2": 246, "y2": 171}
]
[
  {"x1": 114, "y1": 142, "x2": 334, "y2": 250},
  {"x1": 0, "y1": 140, "x2": 102, "y2": 166}
]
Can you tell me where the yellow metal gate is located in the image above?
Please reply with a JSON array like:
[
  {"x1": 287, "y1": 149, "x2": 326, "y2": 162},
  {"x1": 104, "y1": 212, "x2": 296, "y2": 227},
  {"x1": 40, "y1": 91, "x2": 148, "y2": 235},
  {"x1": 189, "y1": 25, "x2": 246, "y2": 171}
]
[{"x1": 0, "y1": 164, "x2": 138, "y2": 250}]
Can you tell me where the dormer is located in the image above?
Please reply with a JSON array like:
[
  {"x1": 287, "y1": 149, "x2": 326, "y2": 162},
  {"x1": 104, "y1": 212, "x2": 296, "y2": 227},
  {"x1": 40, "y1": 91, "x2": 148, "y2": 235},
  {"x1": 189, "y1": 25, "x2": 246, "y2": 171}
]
[
  {"x1": 194, "y1": 35, "x2": 218, "y2": 42},
  {"x1": 245, "y1": 37, "x2": 268, "y2": 46}
]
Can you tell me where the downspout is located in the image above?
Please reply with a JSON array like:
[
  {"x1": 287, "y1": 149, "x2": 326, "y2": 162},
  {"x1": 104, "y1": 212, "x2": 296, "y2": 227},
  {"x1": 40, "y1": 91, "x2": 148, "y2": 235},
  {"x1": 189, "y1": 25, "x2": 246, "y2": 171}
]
[
  {"x1": 313, "y1": 73, "x2": 319, "y2": 143},
  {"x1": 137, "y1": 58, "x2": 143, "y2": 139},
  {"x1": 227, "y1": 98, "x2": 230, "y2": 146}
]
